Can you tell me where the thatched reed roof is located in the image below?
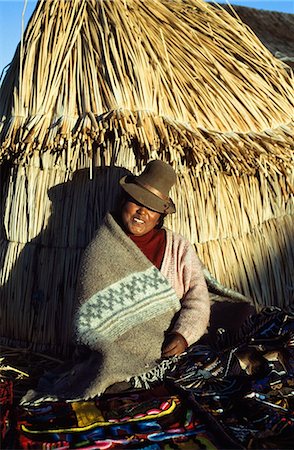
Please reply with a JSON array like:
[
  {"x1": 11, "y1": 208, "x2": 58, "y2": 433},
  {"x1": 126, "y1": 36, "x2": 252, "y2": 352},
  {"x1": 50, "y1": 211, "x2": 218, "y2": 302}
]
[{"x1": 0, "y1": 0, "x2": 293, "y2": 177}]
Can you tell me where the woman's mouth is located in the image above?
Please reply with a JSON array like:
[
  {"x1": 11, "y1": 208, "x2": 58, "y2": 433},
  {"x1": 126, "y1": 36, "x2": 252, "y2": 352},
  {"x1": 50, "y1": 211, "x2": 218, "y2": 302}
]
[{"x1": 133, "y1": 217, "x2": 145, "y2": 224}]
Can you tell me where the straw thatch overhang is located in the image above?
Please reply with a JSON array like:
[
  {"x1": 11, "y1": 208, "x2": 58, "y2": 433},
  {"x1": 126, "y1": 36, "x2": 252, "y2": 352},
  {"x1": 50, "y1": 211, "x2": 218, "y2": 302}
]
[
  {"x1": 0, "y1": 0, "x2": 293, "y2": 355},
  {"x1": 0, "y1": 112, "x2": 293, "y2": 176}
]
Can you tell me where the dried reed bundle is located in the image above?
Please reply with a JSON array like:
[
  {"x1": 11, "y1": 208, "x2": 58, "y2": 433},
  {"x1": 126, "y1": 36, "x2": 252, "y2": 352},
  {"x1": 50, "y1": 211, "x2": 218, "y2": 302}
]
[
  {"x1": 0, "y1": 0, "x2": 293, "y2": 177},
  {"x1": 195, "y1": 214, "x2": 294, "y2": 308}
]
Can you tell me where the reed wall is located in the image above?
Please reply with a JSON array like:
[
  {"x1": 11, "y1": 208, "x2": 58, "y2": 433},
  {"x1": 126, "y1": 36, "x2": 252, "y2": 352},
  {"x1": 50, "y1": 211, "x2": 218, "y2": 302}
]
[{"x1": 0, "y1": 143, "x2": 292, "y2": 355}]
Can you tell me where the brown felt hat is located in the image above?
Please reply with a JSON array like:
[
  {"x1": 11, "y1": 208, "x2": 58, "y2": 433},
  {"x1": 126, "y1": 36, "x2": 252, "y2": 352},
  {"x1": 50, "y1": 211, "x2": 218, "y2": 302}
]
[{"x1": 119, "y1": 160, "x2": 177, "y2": 214}]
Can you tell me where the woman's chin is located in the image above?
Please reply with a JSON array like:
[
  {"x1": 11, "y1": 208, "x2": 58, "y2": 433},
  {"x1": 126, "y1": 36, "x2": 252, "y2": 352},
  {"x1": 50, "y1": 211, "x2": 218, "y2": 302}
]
[{"x1": 127, "y1": 223, "x2": 148, "y2": 236}]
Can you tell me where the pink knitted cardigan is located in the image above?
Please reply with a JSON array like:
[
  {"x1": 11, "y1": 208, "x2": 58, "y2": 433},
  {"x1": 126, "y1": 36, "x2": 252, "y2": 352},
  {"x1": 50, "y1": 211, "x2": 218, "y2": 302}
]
[{"x1": 161, "y1": 229, "x2": 210, "y2": 346}]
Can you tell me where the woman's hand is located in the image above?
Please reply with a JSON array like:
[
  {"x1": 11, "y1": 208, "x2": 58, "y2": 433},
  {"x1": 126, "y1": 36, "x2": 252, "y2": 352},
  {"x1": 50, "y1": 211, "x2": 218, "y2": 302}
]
[{"x1": 161, "y1": 333, "x2": 187, "y2": 357}]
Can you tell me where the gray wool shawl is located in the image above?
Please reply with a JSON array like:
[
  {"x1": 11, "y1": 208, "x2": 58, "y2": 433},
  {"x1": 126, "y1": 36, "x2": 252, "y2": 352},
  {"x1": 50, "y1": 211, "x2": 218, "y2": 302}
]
[
  {"x1": 21, "y1": 213, "x2": 181, "y2": 405},
  {"x1": 73, "y1": 213, "x2": 181, "y2": 398}
]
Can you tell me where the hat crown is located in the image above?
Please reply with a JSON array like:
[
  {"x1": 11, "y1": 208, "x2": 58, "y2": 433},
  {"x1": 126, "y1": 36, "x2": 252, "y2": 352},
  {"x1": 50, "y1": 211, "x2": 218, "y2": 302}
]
[
  {"x1": 119, "y1": 160, "x2": 176, "y2": 214},
  {"x1": 136, "y1": 160, "x2": 176, "y2": 196}
]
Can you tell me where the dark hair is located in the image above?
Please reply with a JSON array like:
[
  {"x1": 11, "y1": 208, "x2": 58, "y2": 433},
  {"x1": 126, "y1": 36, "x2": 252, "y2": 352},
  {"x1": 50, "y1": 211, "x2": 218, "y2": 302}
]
[{"x1": 155, "y1": 213, "x2": 166, "y2": 229}]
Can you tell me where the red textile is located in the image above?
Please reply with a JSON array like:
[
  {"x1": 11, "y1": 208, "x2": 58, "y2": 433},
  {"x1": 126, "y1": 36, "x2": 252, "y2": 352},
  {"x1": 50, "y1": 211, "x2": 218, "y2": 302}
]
[
  {"x1": 128, "y1": 228, "x2": 166, "y2": 269},
  {"x1": 1, "y1": 379, "x2": 13, "y2": 441}
]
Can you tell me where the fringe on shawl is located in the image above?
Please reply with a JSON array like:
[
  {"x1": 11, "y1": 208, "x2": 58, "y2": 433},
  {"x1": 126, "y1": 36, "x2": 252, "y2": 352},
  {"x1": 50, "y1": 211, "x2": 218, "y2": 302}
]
[{"x1": 131, "y1": 355, "x2": 182, "y2": 389}]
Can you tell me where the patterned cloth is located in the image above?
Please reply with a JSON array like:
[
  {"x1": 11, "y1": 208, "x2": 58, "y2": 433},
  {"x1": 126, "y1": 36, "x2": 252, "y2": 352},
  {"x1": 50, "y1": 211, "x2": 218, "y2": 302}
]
[
  {"x1": 14, "y1": 307, "x2": 293, "y2": 450},
  {"x1": 17, "y1": 390, "x2": 219, "y2": 450},
  {"x1": 168, "y1": 307, "x2": 294, "y2": 449}
]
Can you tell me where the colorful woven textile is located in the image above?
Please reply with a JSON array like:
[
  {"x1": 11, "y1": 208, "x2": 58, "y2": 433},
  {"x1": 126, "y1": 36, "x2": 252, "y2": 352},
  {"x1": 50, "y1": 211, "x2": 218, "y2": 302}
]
[
  {"x1": 11, "y1": 308, "x2": 294, "y2": 449},
  {"x1": 168, "y1": 307, "x2": 294, "y2": 449},
  {"x1": 17, "y1": 390, "x2": 218, "y2": 449}
]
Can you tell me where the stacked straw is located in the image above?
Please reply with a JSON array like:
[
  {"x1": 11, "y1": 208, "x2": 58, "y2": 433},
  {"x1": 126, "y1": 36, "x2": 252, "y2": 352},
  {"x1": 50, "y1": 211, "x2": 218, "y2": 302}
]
[
  {"x1": 0, "y1": 0, "x2": 293, "y2": 172},
  {"x1": 0, "y1": 0, "x2": 293, "y2": 355}
]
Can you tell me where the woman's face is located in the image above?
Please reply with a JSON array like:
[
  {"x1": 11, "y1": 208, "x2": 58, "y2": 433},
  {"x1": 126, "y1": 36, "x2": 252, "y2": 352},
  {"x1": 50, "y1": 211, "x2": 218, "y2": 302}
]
[{"x1": 121, "y1": 200, "x2": 161, "y2": 236}]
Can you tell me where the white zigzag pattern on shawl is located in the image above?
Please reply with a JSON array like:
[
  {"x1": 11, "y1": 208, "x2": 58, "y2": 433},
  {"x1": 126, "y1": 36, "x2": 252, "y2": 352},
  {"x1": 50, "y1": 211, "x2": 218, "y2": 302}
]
[{"x1": 76, "y1": 266, "x2": 180, "y2": 347}]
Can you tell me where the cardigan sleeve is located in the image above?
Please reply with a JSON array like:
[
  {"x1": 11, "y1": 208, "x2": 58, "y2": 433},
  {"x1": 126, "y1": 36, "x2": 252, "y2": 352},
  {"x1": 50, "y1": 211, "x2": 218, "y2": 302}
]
[{"x1": 161, "y1": 232, "x2": 210, "y2": 346}]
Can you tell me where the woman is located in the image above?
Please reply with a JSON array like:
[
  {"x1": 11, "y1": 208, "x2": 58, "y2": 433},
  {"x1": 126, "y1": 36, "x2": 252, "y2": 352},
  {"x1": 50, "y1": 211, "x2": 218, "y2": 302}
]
[
  {"x1": 73, "y1": 159, "x2": 210, "y2": 397},
  {"x1": 117, "y1": 160, "x2": 210, "y2": 357},
  {"x1": 22, "y1": 160, "x2": 210, "y2": 403}
]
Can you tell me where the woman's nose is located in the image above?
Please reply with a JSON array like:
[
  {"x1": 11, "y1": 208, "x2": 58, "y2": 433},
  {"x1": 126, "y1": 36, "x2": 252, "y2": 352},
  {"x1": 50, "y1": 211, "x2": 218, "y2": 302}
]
[{"x1": 137, "y1": 205, "x2": 148, "y2": 215}]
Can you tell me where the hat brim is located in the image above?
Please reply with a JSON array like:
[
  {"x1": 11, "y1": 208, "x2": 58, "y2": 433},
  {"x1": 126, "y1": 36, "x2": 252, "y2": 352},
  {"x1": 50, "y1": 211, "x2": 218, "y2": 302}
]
[{"x1": 119, "y1": 176, "x2": 176, "y2": 214}]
